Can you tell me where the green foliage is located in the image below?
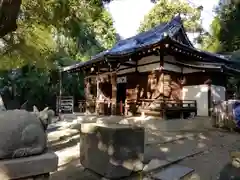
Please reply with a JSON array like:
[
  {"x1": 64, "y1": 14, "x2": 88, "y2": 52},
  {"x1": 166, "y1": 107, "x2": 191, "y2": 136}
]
[
  {"x1": 138, "y1": 0, "x2": 203, "y2": 33},
  {"x1": 200, "y1": 17, "x2": 222, "y2": 52},
  {"x1": 1, "y1": 0, "x2": 117, "y2": 67},
  {"x1": 218, "y1": 4, "x2": 240, "y2": 53},
  {"x1": 0, "y1": 0, "x2": 117, "y2": 109},
  {"x1": 0, "y1": 23, "x2": 57, "y2": 70},
  {"x1": 200, "y1": 2, "x2": 240, "y2": 53},
  {"x1": 199, "y1": 2, "x2": 240, "y2": 97}
]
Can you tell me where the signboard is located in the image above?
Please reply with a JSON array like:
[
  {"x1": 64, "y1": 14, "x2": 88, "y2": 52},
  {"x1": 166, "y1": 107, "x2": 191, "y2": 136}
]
[
  {"x1": 56, "y1": 96, "x2": 74, "y2": 114},
  {"x1": 117, "y1": 76, "x2": 127, "y2": 84}
]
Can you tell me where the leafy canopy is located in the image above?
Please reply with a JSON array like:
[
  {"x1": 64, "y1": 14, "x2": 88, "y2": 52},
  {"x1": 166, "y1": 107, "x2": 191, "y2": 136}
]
[
  {"x1": 0, "y1": 0, "x2": 117, "y2": 69},
  {"x1": 198, "y1": 2, "x2": 240, "y2": 97},
  {"x1": 200, "y1": 2, "x2": 240, "y2": 53},
  {"x1": 0, "y1": 0, "x2": 117, "y2": 109},
  {"x1": 138, "y1": 0, "x2": 203, "y2": 33},
  {"x1": 200, "y1": 17, "x2": 222, "y2": 52}
]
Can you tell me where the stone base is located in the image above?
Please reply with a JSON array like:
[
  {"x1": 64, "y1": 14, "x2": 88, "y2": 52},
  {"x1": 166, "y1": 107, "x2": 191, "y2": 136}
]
[
  {"x1": 80, "y1": 123, "x2": 145, "y2": 179},
  {"x1": 18, "y1": 173, "x2": 50, "y2": 180},
  {"x1": 0, "y1": 151, "x2": 58, "y2": 180}
]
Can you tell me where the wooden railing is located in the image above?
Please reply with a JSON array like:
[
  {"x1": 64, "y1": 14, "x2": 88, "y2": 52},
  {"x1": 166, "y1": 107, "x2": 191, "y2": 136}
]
[
  {"x1": 126, "y1": 99, "x2": 196, "y2": 109},
  {"x1": 125, "y1": 99, "x2": 197, "y2": 117},
  {"x1": 78, "y1": 98, "x2": 197, "y2": 118}
]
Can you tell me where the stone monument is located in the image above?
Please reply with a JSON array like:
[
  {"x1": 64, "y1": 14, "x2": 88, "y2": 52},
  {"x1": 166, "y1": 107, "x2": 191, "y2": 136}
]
[
  {"x1": 0, "y1": 106, "x2": 58, "y2": 180},
  {"x1": 80, "y1": 123, "x2": 144, "y2": 179}
]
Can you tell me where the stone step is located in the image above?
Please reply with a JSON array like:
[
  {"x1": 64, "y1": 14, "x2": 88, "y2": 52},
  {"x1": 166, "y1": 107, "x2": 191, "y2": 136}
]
[
  {"x1": 135, "y1": 137, "x2": 208, "y2": 180},
  {"x1": 123, "y1": 158, "x2": 195, "y2": 180},
  {"x1": 144, "y1": 136, "x2": 207, "y2": 164},
  {"x1": 151, "y1": 164, "x2": 194, "y2": 180}
]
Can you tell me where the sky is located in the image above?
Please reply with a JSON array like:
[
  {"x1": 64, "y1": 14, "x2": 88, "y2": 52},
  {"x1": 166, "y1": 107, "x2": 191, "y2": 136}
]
[{"x1": 106, "y1": 0, "x2": 219, "y2": 39}]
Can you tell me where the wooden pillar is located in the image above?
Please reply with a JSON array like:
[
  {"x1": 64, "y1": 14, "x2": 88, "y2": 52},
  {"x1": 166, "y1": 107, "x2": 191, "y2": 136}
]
[
  {"x1": 180, "y1": 67, "x2": 184, "y2": 119},
  {"x1": 207, "y1": 79, "x2": 212, "y2": 117},
  {"x1": 224, "y1": 74, "x2": 228, "y2": 100},
  {"x1": 84, "y1": 77, "x2": 89, "y2": 113},
  {"x1": 159, "y1": 50, "x2": 166, "y2": 119},
  {"x1": 160, "y1": 51, "x2": 164, "y2": 98},
  {"x1": 96, "y1": 68, "x2": 100, "y2": 115},
  {"x1": 58, "y1": 69, "x2": 63, "y2": 116},
  {"x1": 111, "y1": 72, "x2": 117, "y2": 115}
]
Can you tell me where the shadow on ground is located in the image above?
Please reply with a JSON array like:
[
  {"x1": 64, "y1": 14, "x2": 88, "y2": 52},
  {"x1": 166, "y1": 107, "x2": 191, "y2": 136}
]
[
  {"x1": 48, "y1": 115, "x2": 240, "y2": 180},
  {"x1": 50, "y1": 156, "x2": 102, "y2": 180},
  {"x1": 48, "y1": 123, "x2": 81, "y2": 152},
  {"x1": 49, "y1": 136, "x2": 79, "y2": 152}
]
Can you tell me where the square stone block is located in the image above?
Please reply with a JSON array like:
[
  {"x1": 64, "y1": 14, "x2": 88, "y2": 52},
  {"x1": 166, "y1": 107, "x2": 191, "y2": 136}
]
[
  {"x1": 0, "y1": 151, "x2": 58, "y2": 180},
  {"x1": 80, "y1": 123, "x2": 145, "y2": 179}
]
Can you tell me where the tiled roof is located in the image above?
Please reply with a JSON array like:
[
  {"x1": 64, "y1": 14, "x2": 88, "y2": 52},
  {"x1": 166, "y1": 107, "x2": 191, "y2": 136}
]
[
  {"x1": 62, "y1": 15, "x2": 240, "y2": 73},
  {"x1": 62, "y1": 16, "x2": 187, "y2": 72}
]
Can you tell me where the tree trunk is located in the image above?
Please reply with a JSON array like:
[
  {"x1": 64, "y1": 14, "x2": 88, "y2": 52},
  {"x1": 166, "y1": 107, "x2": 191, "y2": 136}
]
[{"x1": 0, "y1": 0, "x2": 22, "y2": 37}]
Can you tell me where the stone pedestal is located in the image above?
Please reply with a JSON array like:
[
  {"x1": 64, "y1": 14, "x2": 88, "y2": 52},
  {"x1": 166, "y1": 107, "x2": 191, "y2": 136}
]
[
  {"x1": 80, "y1": 123, "x2": 144, "y2": 179},
  {"x1": 0, "y1": 151, "x2": 58, "y2": 180}
]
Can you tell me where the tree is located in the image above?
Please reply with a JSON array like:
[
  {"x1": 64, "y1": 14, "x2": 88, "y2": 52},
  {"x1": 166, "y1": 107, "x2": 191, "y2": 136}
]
[
  {"x1": 138, "y1": 0, "x2": 203, "y2": 35},
  {"x1": 199, "y1": 2, "x2": 240, "y2": 97},
  {"x1": 0, "y1": 0, "x2": 117, "y2": 110},
  {"x1": 200, "y1": 17, "x2": 222, "y2": 52},
  {"x1": 0, "y1": 0, "x2": 117, "y2": 68},
  {"x1": 200, "y1": 2, "x2": 240, "y2": 53},
  {"x1": 217, "y1": 3, "x2": 240, "y2": 53}
]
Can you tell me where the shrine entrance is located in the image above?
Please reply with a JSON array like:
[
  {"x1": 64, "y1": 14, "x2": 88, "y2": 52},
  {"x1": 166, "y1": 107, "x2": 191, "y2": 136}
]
[
  {"x1": 116, "y1": 76, "x2": 127, "y2": 115},
  {"x1": 117, "y1": 83, "x2": 126, "y2": 104}
]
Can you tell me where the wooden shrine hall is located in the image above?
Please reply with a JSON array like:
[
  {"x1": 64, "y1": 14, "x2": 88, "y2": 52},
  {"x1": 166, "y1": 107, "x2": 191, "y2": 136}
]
[{"x1": 62, "y1": 15, "x2": 240, "y2": 118}]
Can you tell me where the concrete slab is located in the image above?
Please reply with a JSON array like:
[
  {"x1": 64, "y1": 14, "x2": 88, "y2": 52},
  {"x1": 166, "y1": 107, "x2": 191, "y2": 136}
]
[
  {"x1": 143, "y1": 159, "x2": 170, "y2": 172},
  {"x1": 0, "y1": 151, "x2": 58, "y2": 179},
  {"x1": 151, "y1": 164, "x2": 194, "y2": 180},
  {"x1": 154, "y1": 138, "x2": 208, "y2": 163},
  {"x1": 166, "y1": 150, "x2": 205, "y2": 163}
]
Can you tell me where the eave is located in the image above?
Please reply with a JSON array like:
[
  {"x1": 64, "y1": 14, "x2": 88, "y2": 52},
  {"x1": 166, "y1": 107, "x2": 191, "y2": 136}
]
[{"x1": 61, "y1": 16, "x2": 240, "y2": 75}]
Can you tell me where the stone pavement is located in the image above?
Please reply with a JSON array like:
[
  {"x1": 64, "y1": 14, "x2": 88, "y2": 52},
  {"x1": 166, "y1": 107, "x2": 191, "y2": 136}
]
[{"x1": 47, "y1": 114, "x2": 240, "y2": 180}]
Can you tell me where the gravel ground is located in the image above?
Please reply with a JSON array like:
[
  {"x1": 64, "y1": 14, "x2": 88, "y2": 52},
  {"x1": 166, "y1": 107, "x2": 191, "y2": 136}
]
[
  {"x1": 48, "y1": 115, "x2": 240, "y2": 180},
  {"x1": 178, "y1": 131, "x2": 240, "y2": 180}
]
